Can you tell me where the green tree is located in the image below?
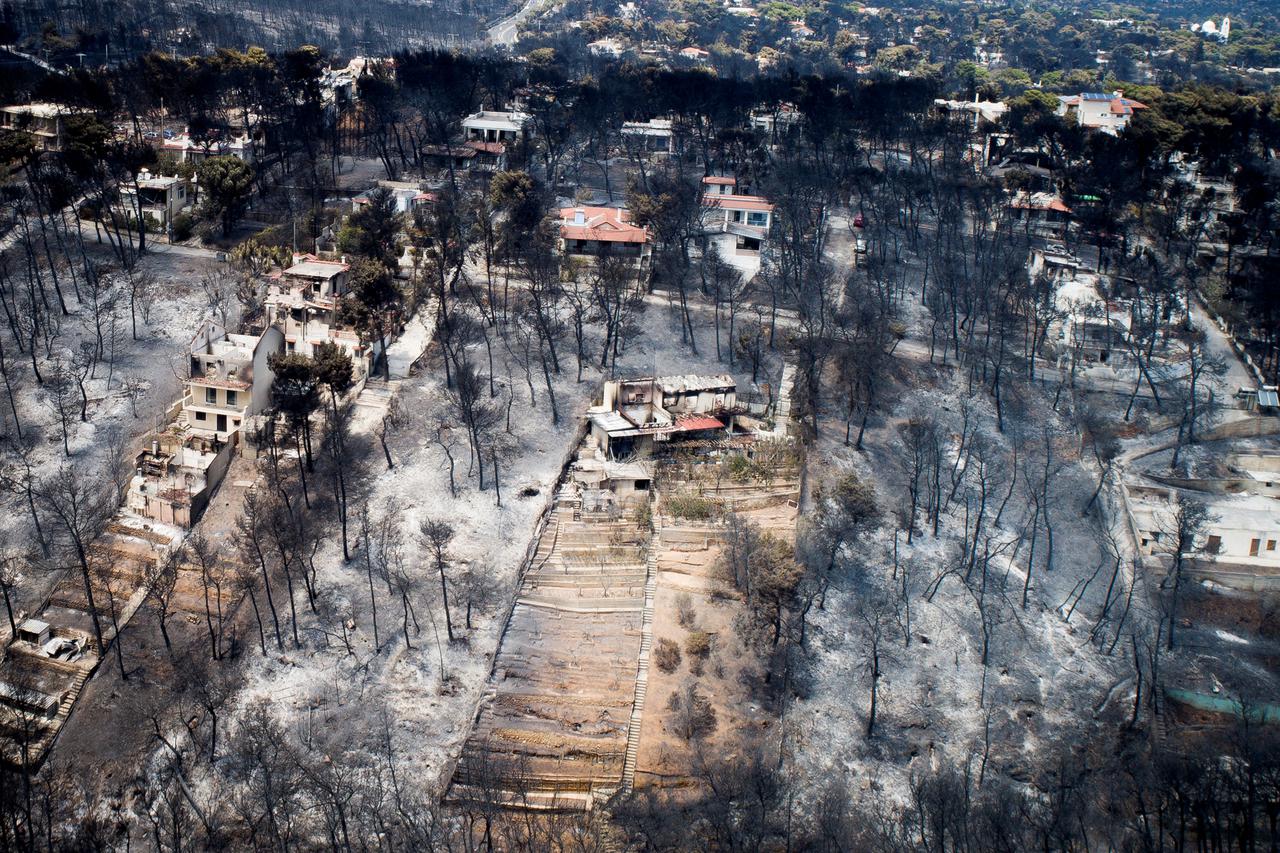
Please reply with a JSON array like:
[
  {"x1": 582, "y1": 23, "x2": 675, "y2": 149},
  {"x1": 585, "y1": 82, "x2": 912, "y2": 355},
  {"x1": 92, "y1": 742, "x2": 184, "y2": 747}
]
[
  {"x1": 197, "y1": 156, "x2": 255, "y2": 238},
  {"x1": 341, "y1": 258, "x2": 402, "y2": 380},
  {"x1": 268, "y1": 352, "x2": 321, "y2": 486},
  {"x1": 338, "y1": 186, "x2": 401, "y2": 268}
]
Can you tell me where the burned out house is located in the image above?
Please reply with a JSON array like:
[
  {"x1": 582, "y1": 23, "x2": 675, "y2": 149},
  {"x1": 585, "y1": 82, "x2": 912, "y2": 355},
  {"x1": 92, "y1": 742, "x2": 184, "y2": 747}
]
[
  {"x1": 181, "y1": 320, "x2": 283, "y2": 442},
  {"x1": 587, "y1": 375, "x2": 738, "y2": 458},
  {"x1": 265, "y1": 254, "x2": 378, "y2": 378},
  {"x1": 126, "y1": 433, "x2": 235, "y2": 528}
]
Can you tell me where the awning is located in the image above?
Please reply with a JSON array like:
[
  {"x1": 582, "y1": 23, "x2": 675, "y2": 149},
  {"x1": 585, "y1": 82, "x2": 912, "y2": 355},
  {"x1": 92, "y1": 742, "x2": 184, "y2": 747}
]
[{"x1": 675, "y1": 415, "x2": 724, "y2": 431}]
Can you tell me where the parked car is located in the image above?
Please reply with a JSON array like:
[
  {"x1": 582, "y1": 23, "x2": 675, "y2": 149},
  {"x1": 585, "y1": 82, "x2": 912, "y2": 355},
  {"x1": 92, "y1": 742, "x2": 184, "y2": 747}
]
[
  {"x1": 143, "y1": 130, "x2": 159, "y2": 139},
  {"x1": 852, "y1": 212, "x2": 866, "y2": 229},
  {"x1": 162, "y1": 129, "x2": 176, "y2": 139}
]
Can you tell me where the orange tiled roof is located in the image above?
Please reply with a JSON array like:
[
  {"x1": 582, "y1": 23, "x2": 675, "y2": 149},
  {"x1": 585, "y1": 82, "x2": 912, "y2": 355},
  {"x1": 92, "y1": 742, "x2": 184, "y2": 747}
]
[
  {"x1": 702, "y1": 193, "x2": 774, "y2": 213},
  {"x1": 559, "y1": 207, "x2": 651, "y2": 243}
]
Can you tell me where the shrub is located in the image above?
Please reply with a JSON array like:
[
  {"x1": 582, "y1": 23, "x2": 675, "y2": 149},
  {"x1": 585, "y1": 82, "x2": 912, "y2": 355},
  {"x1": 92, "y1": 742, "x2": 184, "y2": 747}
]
[
  {"x1": 196, "y1": 221, "x2": 218, "y2": 245},
  {"x1": 685, "y1": 631, "x2": 712, "y2": 676},
  {"x1": 653, "y1": 638, "x2": 682, "y2": 674},
  {"x1": 675, "y1": 593, "x2": 697, "y2": 628},
  {"x1": 666, "y1": 494, "x2": 715, "y2": 520},
  {"x1": 684, "y1": 630, "x2": 711, "y2": 660},
  {"x1": 726, "y1": 454, "x2": 754, "y2": 482},
  {"x1": 170, "y1": 212, "x2": 194, "y2": 242},
  {"x1": 669, "y1": 681, "x2": 717, "y2": 742}
]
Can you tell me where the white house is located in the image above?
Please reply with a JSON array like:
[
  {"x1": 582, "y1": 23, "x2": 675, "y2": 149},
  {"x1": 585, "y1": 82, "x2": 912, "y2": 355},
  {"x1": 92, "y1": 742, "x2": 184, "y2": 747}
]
[
  {"x1": 1056, "y1": 91, "x2": 1148, "y2": 135},
  {"x1": 161, "y1": 132, "x2": 256, "y2": 164},
  {"x1": 352, "y1": 182, "x2": 435, "y2": 215},
  {"x1": 117, "y1": 168, "x2": 191, "y2": 229},
  {"x1": 1196, "y1": 503, "x2": 1279, "y2": 567},
  {"x1": 265, "y1": 255, "x2": 378, "y2": 378},
  {"x1": 621, "y1": 118, "x2": 674, "y2": 154},
  {"x1": 461, "y1": 110, "x2": 530, "y2": 144},
  {"x1": 181, "y1": 320, "x2": 284, "y2": 442},
  {"x1": 587, "y1": 375, "x2": 737, "y2": 457},
  {"x1": 0, "y1": 103, "x2": 73, "y2": 151},
  {"x1": 589, "y1": 37, "x2": 625, "y2": 57},
  {"x1": 127, "y1": 432, "x2": 235, "y2": 529},
  {"x1": 750, "y1": 105, "x2": 802, "y2": 140},
  {"x1": 700, "y1": 176, "x2": 774, "y2": 252}
]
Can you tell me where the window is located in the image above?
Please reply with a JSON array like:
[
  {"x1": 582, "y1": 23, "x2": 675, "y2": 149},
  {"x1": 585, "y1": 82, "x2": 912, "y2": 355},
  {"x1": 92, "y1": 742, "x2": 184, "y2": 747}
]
[
  {"x1": 195, "y1": 411, "x2": 206, "y2": 421},
  {"x1": 226, "y1": 390, "x2": 238, "y2": 407},
  {"x1": 1204, "y1": 535, "x2": 1222, "y2": 554},
  {"x1": 205, "y1": 387, "x2": 216, "y2": 404},
  {"x1": 1268, "y1": 540, "x2": 1277, "y2": 551},
  {"x1": 1250, "y1": 538, "x2": 1261, "y2": 557},
  {"x1": 747, "y1": 211, "x2": 769, "y2": 228}
]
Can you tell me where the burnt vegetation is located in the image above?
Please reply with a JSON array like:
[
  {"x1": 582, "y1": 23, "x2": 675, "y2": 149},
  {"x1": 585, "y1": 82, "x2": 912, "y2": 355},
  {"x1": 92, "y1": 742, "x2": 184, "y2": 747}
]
[{"x1": 0, "y1": 6, "x2": 1274, "y2": 849}]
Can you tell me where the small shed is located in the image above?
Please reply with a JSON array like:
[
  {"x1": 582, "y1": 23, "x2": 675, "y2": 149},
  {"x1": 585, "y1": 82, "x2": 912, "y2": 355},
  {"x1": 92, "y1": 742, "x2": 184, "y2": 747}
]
[{"x1": 17, "y1": 618, "x2": 51, "y2": 646}]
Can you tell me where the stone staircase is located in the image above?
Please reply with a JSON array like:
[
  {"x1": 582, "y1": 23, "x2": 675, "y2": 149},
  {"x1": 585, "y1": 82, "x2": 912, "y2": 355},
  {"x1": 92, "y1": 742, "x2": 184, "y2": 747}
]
[
  {"x1": 354, "y1": 378, "x2": 401, "y2": 410},
  {"x1": 28, "y1": 666, "x2": 92, "y2": 761},
  {"x1": 621, "y1": 528, "x2": 659, "y2": 791}
]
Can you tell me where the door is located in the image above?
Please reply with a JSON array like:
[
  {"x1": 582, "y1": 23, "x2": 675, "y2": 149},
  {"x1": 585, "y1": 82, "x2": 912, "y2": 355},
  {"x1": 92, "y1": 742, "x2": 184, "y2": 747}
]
[{"x1": 216, "y1": 413, "x2": 227, "y2": 433}]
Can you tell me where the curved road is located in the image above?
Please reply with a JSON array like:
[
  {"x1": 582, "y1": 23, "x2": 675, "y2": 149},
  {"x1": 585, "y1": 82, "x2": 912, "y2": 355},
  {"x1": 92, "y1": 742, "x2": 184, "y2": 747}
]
[{"x1": 487, "y1": 0, "x2": 543, "y2": 46}]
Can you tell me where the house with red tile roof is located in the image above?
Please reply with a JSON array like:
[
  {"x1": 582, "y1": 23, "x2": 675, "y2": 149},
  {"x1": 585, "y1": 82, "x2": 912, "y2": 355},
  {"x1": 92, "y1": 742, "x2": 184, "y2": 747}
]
[
  {"x1": 700, "y1": 176, "x2": 775, "y2": 253},
  {"x1": 1009, "y1": 192, "x2": 1072, "y2": 236},
  {"x1": 1056, "y1": 91, "x2": 1147, "y2": 135},
  {"x1": 558, "y1": 206, "x2": 652, "y2": 268}
]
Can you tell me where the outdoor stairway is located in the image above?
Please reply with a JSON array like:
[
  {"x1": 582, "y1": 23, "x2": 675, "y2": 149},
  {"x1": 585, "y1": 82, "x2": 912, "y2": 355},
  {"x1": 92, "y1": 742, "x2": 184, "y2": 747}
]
[
  {"x1": 354, "y1": 378, "x2": 401, "y2": 410},
  {"x1": 29, "y1": 666, "x2": 92, "y2": 761},
  {"x1": 620, "y1": 527, "x2": 660, "y2": 791},
  {"x1": 451, "y1": 488, "x2": 654, "y2": 809}
]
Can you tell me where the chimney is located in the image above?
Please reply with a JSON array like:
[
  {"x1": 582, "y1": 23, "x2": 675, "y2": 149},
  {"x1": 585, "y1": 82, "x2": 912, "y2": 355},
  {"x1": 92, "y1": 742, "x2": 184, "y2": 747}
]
[
  {"x1": 152, "y1": 440, "x2": 159, "y2": 455},
  {"x1": 573, "y1": 209, "x2": 586, "y2": 225}
]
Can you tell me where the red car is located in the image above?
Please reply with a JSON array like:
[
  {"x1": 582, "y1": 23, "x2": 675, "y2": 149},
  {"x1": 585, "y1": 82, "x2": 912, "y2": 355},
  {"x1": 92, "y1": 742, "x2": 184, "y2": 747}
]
[{"x1": 852, "y1": 212, "x2": 866, "y2": 228}]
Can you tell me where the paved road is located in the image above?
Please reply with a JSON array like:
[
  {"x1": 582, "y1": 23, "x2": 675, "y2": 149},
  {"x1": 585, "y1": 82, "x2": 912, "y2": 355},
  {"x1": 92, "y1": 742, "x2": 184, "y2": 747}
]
[
  {"x1": 1190, "y1": 295, "x2": 1255, "y2": 392},
  {"x1": 0, "y1": 44, "x2": 66, "y2": 75},
  {"x1": 488, "y1": 0, "x2": 543, "y2": 45},
  {"x1": 75, "y1": 219, "x2": 222, "y2": 260}
]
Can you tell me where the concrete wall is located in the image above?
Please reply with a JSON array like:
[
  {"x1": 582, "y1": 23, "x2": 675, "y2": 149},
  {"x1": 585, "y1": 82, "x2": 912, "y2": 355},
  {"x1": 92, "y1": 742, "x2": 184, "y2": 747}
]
[
  {"x1": 1147, "y1": 473, "x2": 1280, "y2": 499},
  {"x1": 1187, "y1": 563, "x2": 1280, "y2": 593},
  {"x1": 1234, "y1": 453, "x2": 1280, "y2": 475},
  {"x1": 249, "y1": 326, "x2": 285, "y2": 416},
  {"x1": 1201, "y1": 416, "x2": 1280, "y2": 441}
]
